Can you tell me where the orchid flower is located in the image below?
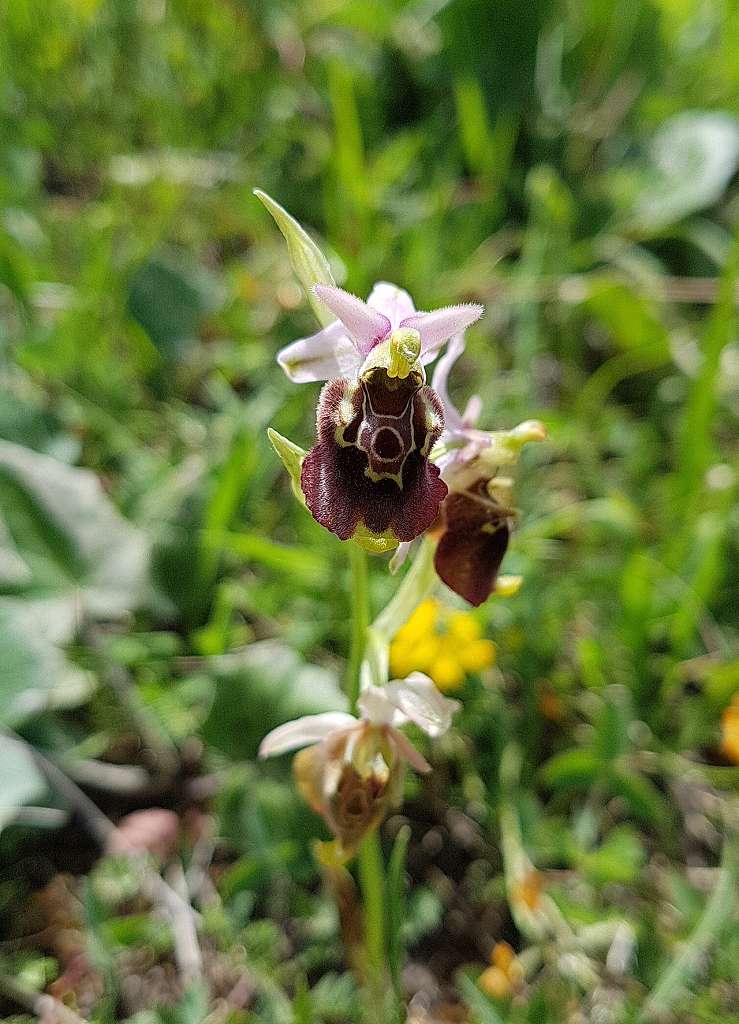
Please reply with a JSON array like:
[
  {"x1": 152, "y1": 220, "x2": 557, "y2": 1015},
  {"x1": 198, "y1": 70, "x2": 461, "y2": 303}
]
[
  {"x1": 279, "y1": 286, "x2": 483, "y2": 548},
  {"x1": 397, "y1": 334, "x2": 545, "y2": 606},
  {"x1": 258, "y1": 188, "x2": 485, "y2": 549},
  {"x1": 277, "y1": 281, "x2": 483, "y2": 384},
  {"x1": 259, "y1": 674, "x2": 459, "y2": 860}
]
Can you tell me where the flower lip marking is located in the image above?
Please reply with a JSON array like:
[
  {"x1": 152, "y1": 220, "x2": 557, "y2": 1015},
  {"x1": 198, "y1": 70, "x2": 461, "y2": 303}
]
[
  {"x1": 371, "y1": 426, "x2": 404, "y2": 462},
  {"x1": 355, "y1": 381, "x2": 417, "y2": 486}
]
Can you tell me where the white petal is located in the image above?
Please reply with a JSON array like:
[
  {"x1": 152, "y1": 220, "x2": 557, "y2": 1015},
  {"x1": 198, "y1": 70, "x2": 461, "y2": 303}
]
[
  {"x1": 366, "y1": 281, "x2": 415, "y2": 329},
  {"x1": 258, "y1": 712, "x2": 356, "y2": 758},
  {"x1": 401, "y1": 303, "x2": 484, "y2": 357},
  {"x1": 389, "y1": 541, "x2": 412, "y2": 574},
  {"x1": 462, "y1": 394, "x2": 482, "y2": 427},
  {"x1": 313, "y1": 285, "x2": 391, "y2": 356},
  {"x1": 277, "y1": 321, "x2": 363, "y2": 383},
  {"x1": 430, "y1": 333, "x2": 465, "y2": 431},
  {"x1": 384, "y1": 673, "x2": 460, "y2": 738},
  {"x1": 356, "y1": 685, "x2": 400, "y2": 726},
  {"x1": 388, "y1": 726, "x2": 431, "y2": 774}
]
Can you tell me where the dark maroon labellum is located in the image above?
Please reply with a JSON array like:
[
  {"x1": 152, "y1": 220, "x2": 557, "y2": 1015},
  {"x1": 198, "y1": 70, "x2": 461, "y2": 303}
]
[
  {"x1": 434, "y1": 484, "x2": 511, "y2": 606},
  {"x1": 301, "y1": 371, "x2": 447, "y2": 543}
]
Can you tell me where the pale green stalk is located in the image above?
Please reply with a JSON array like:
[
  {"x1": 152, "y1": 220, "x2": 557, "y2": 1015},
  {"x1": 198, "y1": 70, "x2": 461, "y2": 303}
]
[
  {"x1": 360, "y1": 537, "x2": 438, "y2": 691},
  {"x1": 346, "y1": 540, "x2": 438, "y2": 1015},
  {"x1": 346, "y1": 543, "x2": 369, "y2": 711},
  {"x1": 345, "y1": 544, "x2": 386, "y2": 1011}
]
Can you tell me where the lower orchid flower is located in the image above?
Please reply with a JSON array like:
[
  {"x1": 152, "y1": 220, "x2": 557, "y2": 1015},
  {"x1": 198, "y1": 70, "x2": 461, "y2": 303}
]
[{"x1": 259, "y1": 674, "x2": 459, "y2": 861}]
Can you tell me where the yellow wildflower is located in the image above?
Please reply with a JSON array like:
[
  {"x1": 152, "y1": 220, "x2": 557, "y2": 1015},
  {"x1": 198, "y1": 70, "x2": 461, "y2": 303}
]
[
  {"x1": 720, "y1": 694, "x2": 739, "y2": 764},
  {"x1": 389, "y1": 599, "x2": 496, "y2": 694},
  {"x1": 479, "y1": 941, "x2": 523, "y2": 999}
]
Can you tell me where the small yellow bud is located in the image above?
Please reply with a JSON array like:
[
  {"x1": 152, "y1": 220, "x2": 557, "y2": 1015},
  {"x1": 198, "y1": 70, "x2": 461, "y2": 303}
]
[
  {"x1": 512, "y1": 869, "x2": 544, "y2": 912},
  {"x1": 479, "y1": 965, "x2": 511, "y2": 999},
  {"x1": 495, "y1": 575, "x2": 523, "y2": 597},
  {"x1": 492, "y1": 941, "x2": 515, "y2": 972}
]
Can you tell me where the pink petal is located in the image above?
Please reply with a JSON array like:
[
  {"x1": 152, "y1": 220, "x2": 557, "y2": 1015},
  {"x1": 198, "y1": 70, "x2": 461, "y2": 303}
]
[
  {"x1": 462, "y1": 395, "x2": 482, "y2": 427},
  {"x1": 313, "y1": 284, "x2": 391, "y2": 357},
  {"x1": 388, "y1": 726, "x2": 431, "y2": 774},
  {"x1": 401, "y1": 302, "x2": 484, "y2": 357},
  {"x1": 258, "y1": 712, "x2": 356, "y2": 758},
  {"x1": 430, "y1": 333, "x2": 466, "y2": 431},
  {"x1": 277, "y1": 321, "x2": 363, "y2": 383},
  {"x1": 366, "y1": 281, "x2": 416, "y2": 329}
]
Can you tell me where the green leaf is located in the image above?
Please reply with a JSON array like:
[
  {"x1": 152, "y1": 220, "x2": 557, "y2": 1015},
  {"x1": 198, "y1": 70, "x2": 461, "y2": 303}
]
[
  {"x1": 607, "y1": 767, "x2": 674, "y2": 835},
  {"x1": 0, "y1": 735, "x2": 47, "y2": 833},
  {"x1": 128, "y1": 249, "x2": 223, "y2": 360},
  {"x1": 200, "y1": 641, "x2": 345, "y2": 760},
  {"x1": 579, "y1": 826, "x2": 646, "y2": 885},
  {"x1": 0, "y1": 440, "x2": 150, "y2": 631},
  {"x1": 0, "y1": 605, "x2": 92, "y2": 727},
  {"x1": 594, "y1": 687, "x2": 633, "y2": 763},
  {"x1": 254, "y1": 190, "x2": 336, "y2": 327},
  {"x1": 539, "y1": 748, "x2": 602, "y2": 790},
  {"x1": 457, "y1": 973, "x2": 506, "y2": 1024},
  {"x1": 158, "y1": 984, "x2": 210, "y2": 1024}
]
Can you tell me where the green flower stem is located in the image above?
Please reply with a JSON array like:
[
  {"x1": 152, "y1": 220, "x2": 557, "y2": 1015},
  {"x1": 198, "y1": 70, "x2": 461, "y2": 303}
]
[
  {"x1": 358, "y1": 831, "x2": 387, "y2": 996},
  {"x1": 373, "y1": 537, "x2": 436, "y2": 644},
  {"x1": 346, "y1": 539, "x2": 439, "y2": 1008},
  {"x1": 346, "y1": 543, "x2": 369, "y2": 711},
  {"x1": 345, "y1": 543, "x2": 387, "y2": 1005}
]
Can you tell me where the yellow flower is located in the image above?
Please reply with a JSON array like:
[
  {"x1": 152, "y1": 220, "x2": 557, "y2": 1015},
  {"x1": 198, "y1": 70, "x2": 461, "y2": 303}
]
[
  {"x1": 720, "y1": 694, "x2": 739, "y2": 764},
  {"x1": 479, "y1": 941, "x2": 523, "y2": 999},
  {"x1": 389, "y1": 599, "x2": 496, "y2": 694}
]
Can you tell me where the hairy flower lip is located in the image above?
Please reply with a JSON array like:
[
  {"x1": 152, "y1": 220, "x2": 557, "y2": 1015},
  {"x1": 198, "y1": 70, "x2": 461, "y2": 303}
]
[{"x1": 300, "y1": 372, "x2": 447, "y2": 544}]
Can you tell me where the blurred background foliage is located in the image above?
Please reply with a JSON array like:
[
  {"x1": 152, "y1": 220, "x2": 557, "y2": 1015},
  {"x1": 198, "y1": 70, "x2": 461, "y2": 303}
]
[{"x1": 0, "y1": 0, "x2": 738, "y2": 1021}]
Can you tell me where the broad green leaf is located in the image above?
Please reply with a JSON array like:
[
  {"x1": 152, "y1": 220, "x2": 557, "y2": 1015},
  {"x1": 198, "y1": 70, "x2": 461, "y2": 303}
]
[
  {"x1": 201, "y1": 640, "x2": 345, "y2": 760},
  {"x1": 583, "y1": 279, "x2": 669, "y2": 358},
  {"x1": 0, "y1": 735, "x2": 47, "y2": 832},
  {"x1": 0, "y1": 605, "x2": 92, "y2": 727},
  {"x1": 594, "y1": 687, "x2": 633, "y2": 763},
  {"x1": 0, "y1": 440, "x2": 150, "y2": 628},
  {"x1": 128, "y1": 250, "x2": 223, "y2": 360},
  {"x1": 254, "y1": 190, "x2": 336, "y2": 327},
  {"x1": 579, "y1": 826, "x2": 646, "y2": 885}
]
